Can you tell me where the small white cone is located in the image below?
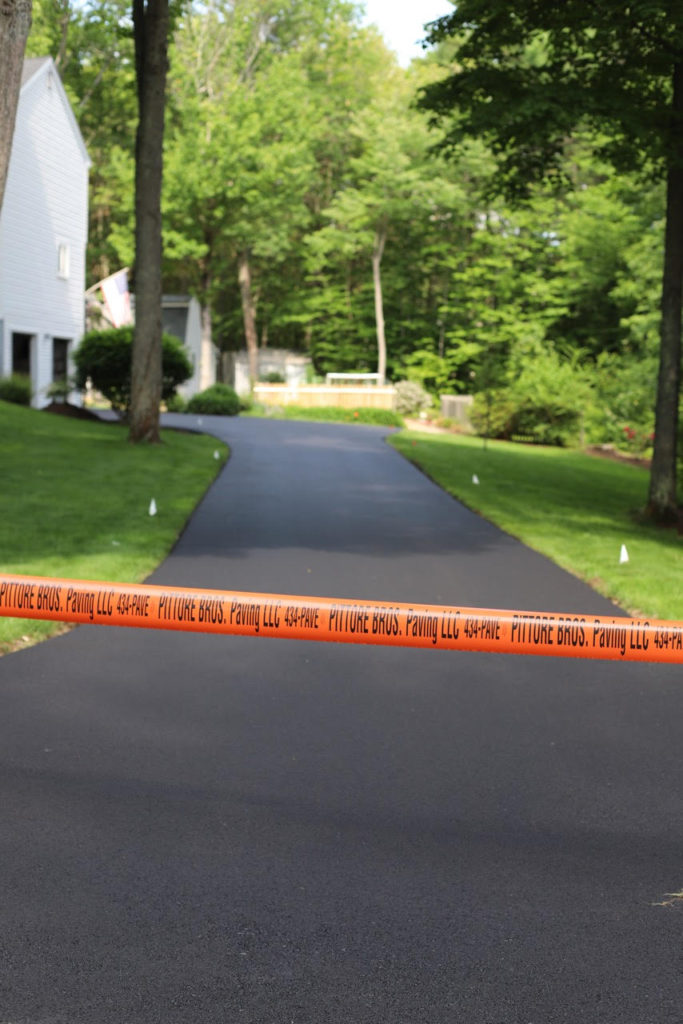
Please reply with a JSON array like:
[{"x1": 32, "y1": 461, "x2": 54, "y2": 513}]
[
  {"x1": 214, "y1": 450, "x2": 220, "y2": 460},
  {"x1": 619, "y1": 544, "x2": 629, "y2": 564},
  {"x1": 149, "y1": 498, "x2": 157, "y2": 517},
  {"x1": 472, "y1": 474, "x2": 480, "y2": 485}
]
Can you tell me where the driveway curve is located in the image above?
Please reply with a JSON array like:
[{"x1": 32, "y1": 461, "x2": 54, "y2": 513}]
[{"x1": 1, "y1": 416, "x2": 681, "y2": 1023}]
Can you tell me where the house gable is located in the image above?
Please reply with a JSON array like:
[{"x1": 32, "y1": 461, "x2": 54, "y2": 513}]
[
  {"x1": 21, "y1": 58, "x2": 91, "y2": 171},
  {"x1": 0, "y1": 57, "x2": 90, "y2": 406}
]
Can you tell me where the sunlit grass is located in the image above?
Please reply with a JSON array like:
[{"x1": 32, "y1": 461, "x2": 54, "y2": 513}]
[
  {"x1": 390, "y1": 429, "x2": 683, "y2": 620},
  {"x1": 0, "y1": 401, "x2": 227, "y2": 652}
]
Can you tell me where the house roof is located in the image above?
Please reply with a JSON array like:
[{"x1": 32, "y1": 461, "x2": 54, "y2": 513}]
[
  {"x1": 21, "y1": 56, "x2": 51, "y2": 88},
  {"x1": 19, "y1": 56, "x2": 91, "y2": 168}
]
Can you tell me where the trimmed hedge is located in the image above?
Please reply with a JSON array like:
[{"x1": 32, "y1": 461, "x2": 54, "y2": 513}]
[
  {"x1": 73, "y1": 326, "x2": 192, "y2": 414},
  {"x1": 186, "y1": 383, "x2": 241, "y2": 416}
]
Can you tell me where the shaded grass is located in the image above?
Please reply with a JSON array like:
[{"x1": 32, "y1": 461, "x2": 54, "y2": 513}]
[
  {"x1": 0, "y1": 401, "x2": 227, "y2": 652},
  {"x1": 390, "y1": 430, "x2": 683, "y2": 620}
]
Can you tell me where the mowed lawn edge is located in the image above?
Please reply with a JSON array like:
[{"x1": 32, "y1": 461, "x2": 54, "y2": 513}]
[
  {"x1": 0, "y1": 401, "x2": 228, "y2": 653},
  {"x1": 390, "y1": 429, "x2": 683, "y2": 622}
]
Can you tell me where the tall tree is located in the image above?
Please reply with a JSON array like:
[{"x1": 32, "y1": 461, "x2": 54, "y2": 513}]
[
  {"x1": 0, "y1": 0, "x2": 32, "y2": 214},
  {"x1": 164, "y1": 0, "x2": 365, "y2": 382},
  {"x1": 129, "y1": 0, "x2": 170, "y2": 442},
  {"x1": 421, "y1": 0, "x2": 683, "y2": 522},
  {"x1": 306, "y1": 63, "x2": 464, "y2": 382},
  {"x1": 27, "y1": 0, "x2": 137, "y2": 283}
]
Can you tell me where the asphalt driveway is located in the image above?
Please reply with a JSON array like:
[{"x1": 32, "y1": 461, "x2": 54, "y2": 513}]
[{"x1": 0, "y1": 416, "x2": 681, "y2": 1023}]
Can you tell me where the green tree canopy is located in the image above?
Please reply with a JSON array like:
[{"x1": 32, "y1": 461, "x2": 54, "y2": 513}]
[{"x1": 421, "y1": 0, "x2": 683, "y2": 520}]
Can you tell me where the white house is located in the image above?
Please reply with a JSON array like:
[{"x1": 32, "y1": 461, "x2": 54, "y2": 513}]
[
  {"x1": 0, "y1": 57, "x2": 90, "y2": 408},
  {"x1": 226, "y1": 348, "x2": 312, "y2": 396},
  {"x1": 161, "y1": 295, "x2": 216, "y2": 399}
]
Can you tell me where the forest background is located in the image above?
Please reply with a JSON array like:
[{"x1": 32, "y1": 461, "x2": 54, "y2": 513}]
[{"x1": 26, "y1": 0, "x2": 666, "y2": 459}]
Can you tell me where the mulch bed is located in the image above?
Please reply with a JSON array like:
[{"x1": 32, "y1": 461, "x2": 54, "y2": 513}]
[
  {"x1": 42, "y1": 401, "x2": 104, "y2": 421},
  {"x1": 585, "y1": 444, "x2": 651, "y2": 470}
]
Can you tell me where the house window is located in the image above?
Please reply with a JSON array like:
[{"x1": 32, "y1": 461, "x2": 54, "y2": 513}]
[
  {"x1": 53, "y1": 338, "x2": 70, "y2": 381},
  {"x1": 57, "y1": 243, "x2": 70, "y2": 279},
  {"x1": 12, "y1": 333, "x2": 32, "y2": 376}
]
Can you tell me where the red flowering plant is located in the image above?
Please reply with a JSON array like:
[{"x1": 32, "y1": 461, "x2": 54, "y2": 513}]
[{"x1": 620, "y1": 424, "x2": 652, "y2": 455}]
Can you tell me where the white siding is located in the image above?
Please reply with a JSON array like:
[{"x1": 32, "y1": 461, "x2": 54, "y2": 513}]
[
  {"x1": 0, "y1": 60, "x2": 89, "y2": 407},
  {"x1": 166, "y1": 297, "x2": 217, "y2": 399}
]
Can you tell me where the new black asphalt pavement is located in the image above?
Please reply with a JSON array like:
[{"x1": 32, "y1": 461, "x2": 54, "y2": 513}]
[{"x1": 1, "y1": 416, "x2": 682, "y2": 1023}]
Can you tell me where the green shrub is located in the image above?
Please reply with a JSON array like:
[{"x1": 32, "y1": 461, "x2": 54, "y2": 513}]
[
  {"x1": 73, "y1": 326, "x2": 192, "y2": 414},
  {"x1": 165, "y1": 392, "x2": 187, "y2": 413},
  {"x1": 261, "y1": 371, "x2": 285, "y2": 384},
  {"x1": 186, "y1": 383, "x2": 241, "y2": 416},
  {"x1": 238, "y1": 394, "x2": 257, "y2": 413},
  {"x1": 0, "y1": 374, "x2": 32, "y2": 406},
  {"x1": 471, "y1": 347, "x2": 591, "y2": 447},
  {"x1": 470, "y1": 391, "x2": 518, "y2": 440},
  {"x1": 583, "y1": 351, "x2": 656, "y2": 454},
  {"x1": 394, "y1": 380, "x2": 432, "y2": 416},
  {"x1": 45, "y1": 378, "x2": 73, "y2": 402}
]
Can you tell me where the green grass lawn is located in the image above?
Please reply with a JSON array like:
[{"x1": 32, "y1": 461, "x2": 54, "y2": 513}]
[
  {"x1": 390, "y1": 429, "x2": 683, "y2": 621},
  {"x1": 0, "y1": 401, "x2": 227, "y2": 652},
  {"x1": 245, "y1": 403, "x2": 403, "y2": 427}
]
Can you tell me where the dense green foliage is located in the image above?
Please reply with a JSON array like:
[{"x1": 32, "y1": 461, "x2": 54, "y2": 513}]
[
  {"x1": 0, "y1": 374, "x2": 32, "y2": 406},
  {"x1": 73, "y1": 327, "x2": 191, "y2": 413},
  {"x1": 186, "y1": 383, "x2": 240, "y2": 415},
  {"x1": 419, "y1": 0, "x2": 683, "y2": 516}
]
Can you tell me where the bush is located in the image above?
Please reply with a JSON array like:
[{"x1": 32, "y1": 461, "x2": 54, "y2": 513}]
[
  {"x1": 470, "y1": 348, "x2": 591, "y2": 447},
  {"x1": 261, "y1": 371, "x2": 285, "y2": 384},
  {"x1": 45, "y1": 378, "x2": 73, "y2": 402},
  {"x1": 0, "y1": 374, "x2": 32, "y2": 406},
  {"x1": 186, "y1": 383, "x2": 240, "y2": 416},
  {"x1": 394, "y1": 380, "x2": 432, "y2": 416},
  {"x1": 165, "y1": 393, "x2": 187, "y2": 413},
  {"x1": 583, "y1": 351, "x2": 656, "y2": 454},
  {"x1": 73, "y1": 326, "x2": 192, "y2": 414},
  {"x1": 470, "y1": 391, "x2": 519, "y2": 440}
]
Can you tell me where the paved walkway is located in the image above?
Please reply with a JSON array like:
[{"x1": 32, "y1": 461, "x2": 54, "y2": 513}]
[{"x1": 0, "y1": 416, "x2": 681, "y2": 1023}]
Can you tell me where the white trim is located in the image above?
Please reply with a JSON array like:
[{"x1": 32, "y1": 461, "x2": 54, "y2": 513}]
[{"x1": 57, "y1": 240, "x2": 70, "y2": 279}]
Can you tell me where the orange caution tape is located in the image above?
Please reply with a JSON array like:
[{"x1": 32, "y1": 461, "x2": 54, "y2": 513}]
[{"x1": 0, "y1": 572, "x2": 679, "y2": 663}]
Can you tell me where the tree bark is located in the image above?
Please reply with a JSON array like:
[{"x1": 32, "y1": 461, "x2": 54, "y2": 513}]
[
  {"x1": 648, "y1": 62, "x2": 683, "y2": 522},
  {"x1": 199, "y1": 301, "x2": 214, "y2": 391},
  {"x1": 0, "y1": 0, "x2": 32, "y2": 215},
  {"x1": 54, "y1": 0, "x2": 70, "y2": 70},
  {"x1": 238, "y1": 250, "x2": 259, "y2": 386},
  {"x1": 372, "y1": 225, "x2": 387, "y2": 385},
  {"x1": 129, "y1": 0, "x2": 169, "y2": 443}
]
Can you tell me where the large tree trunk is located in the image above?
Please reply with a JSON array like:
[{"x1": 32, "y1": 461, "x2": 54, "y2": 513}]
[
  {"x1": 372, "y1": 226, "x2": 387, "y2": 385},
  {"x1": 238, "y1": 250, "x2": 259, "y2": 386},
  {"x1": 199, "y1": 301, "x2": 214, "y2": 390},
  {"x1": 0, "y1": 0, "x2": 32, "y2": 215},
  {"x1": 648, "y1": 62, "x2": 683, "y2": 522},
  {"x1": 129, "y1": 0, "x2": 169, "y2": 443}
]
